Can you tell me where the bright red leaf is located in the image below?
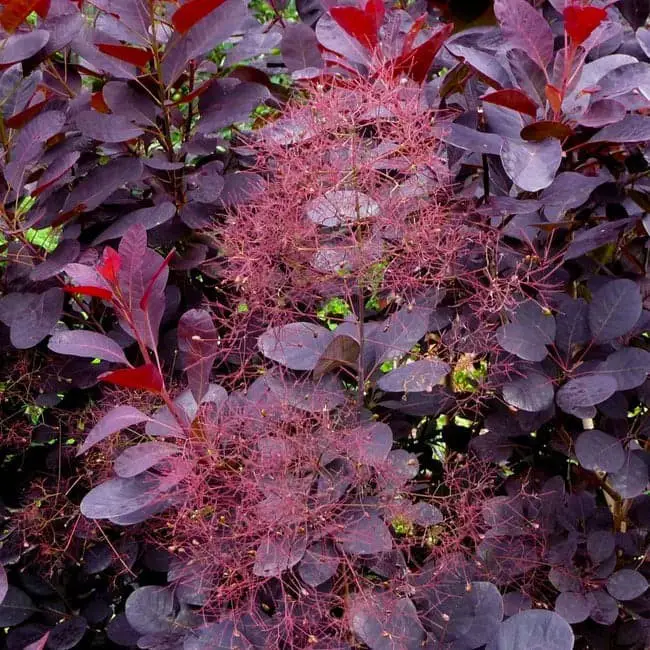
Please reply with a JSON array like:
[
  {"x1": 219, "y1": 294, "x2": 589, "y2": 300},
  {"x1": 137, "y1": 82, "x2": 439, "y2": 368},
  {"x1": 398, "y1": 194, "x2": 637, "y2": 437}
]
[
  {"x1": 64, "y1": 285, "x2": 114, "y2": 300},
  {"x1": 545, "y1": 83, "x2": 563, "y2": 114},
  {"x1": 33, "y1": 0, "x2": 48, "y2": 18},
  {"x1": 0, "y1": 0, "x2": 43, "y2": 31},
  {"x1": 563, "y1": 5, "x2": 607, "y2": 45},
  {"x1": 171, "y1": 0, "x2": 228, "y2": 35},
  {"x1": 392, "y1": 23, "x2": 453, "y2": 83},
  {"x1": 481, "y1": 89, "x2": 538, "y2": 118},
  {"x1": 99, "y1": 364, "x2": 164, "y2": 393},
  {"x1": 330, "y1": 0, "x2": 385, "y2": 50},
  {"x1": 90, "y1": 91, "x2": 111, "y2": 114},
  {"x1": 97, "y1": 44, "x2": 154, "y2": 69},
  {"x1": 97, "y1": 247, "x2": 121, "y2": 285}
]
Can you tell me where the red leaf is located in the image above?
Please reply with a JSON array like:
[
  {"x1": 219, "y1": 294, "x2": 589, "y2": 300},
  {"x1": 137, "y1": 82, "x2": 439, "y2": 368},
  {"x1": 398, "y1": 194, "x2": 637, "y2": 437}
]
[
  {"x1": 0, "y1": 0, "x2": 42, "y2": 31},
  {"x1": 330, "y1": 0, "x2": 385, "y2": 50},
  {"x1": 99, "y1": 364, "x2": 164, "y2": 393},
  {"x1": 33, "y1": 0, "x2": 48, "y2": 18},
  {"x1": 64, "y1": 285, "x2": 114, "y2": 300},
  {"x1": 401, "y1": 13, "x2": 427, "y2": 57},
  {"x1": 545, "y1": 83, "x2": 563, "y2": 114},
  {"x1": 563, "y1": 5, "x2": 607, "y2": 45},
  {"x1": 5, "y1": 99, "x2": 48, "y2": 129},
  {"x1": 481, "y1": 88, "x2": 538, "y2": 118},
  {"x1": 392, "y1": 23, "x2": 453, "y2": 83},
  {"x1": 171, "y1": 0, "x2": 228, "y2": 35},
  {"x1": 96, "y1": 43, "x2": 153, "y2": 69},
  {"x1": 97, "y1": 246, "x2": 121, "y2": 284},
  {"x1": 90, "y1": 90, "x2": 111, "y2": 114}
]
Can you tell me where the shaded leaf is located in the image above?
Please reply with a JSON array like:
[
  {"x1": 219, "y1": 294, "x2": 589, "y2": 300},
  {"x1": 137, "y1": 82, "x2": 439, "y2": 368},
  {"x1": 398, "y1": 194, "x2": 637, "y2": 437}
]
[
  {"x1": 0, "y1": 586, "x2": 34, "y2": 626},
  {"x1": 47, "y1": 617, "x2": 87, "y2": 650},
  {"x1": 125, "y1": 586, "x2": 175, "y2": 635},
  {"x1": 10, "y1": 288, "x2": 63, "y2": 350},
  {"x1": 588, "y1": 279, "x2": 642, "y2": 343},
  {"x1": 575, "y1": 429, "x2": 625, "y2": 473},
  {"x1": 496, "y1": 323, "x2": 549, "y2": 362},
  {"x1": 608, "y1": 452, "x2": 649, "y2": 498},
  {"x1": 606, "y1": 569, "x2": 648, "y2": 601}
]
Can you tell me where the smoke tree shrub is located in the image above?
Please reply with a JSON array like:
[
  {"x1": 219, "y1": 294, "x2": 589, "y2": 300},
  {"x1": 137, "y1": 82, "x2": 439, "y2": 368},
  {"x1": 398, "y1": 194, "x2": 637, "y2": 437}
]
[{"x1": 1, "y1": 0, "x2": 650, "y2": 648}]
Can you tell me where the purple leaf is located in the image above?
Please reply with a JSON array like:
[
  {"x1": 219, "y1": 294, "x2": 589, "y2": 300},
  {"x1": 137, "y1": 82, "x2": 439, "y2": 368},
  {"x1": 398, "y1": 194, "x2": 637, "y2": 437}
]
[
  {"x1": 346, "y1": 422, "x2": 393, "y2": 465},
  {"x1": 588, "y1": 279, "x2": 642, "y2": 343},
  {"x1": 62, "y1": 157, "x2": 144, "y2": 214},
  {"x1": 555, "y1": 297, "x2": 590, "y2": 352},
  {"x1": 253, "y1": 534, "x2": 307, "y2": 577},
  {"x1": 10, "y1": 288, "x2": 63, "y2": 350},
  {"x1": 608, "y1": 452, "x2": 649, "y2": 498},
  {"x1": 377, "y1": 358, "x2": 450, "y2": 392},
  {"x1": 81, "y1": 474, "x2": 164, "y2": 520},
  {"x1": 556, "y1": 374, "x2": 617, "y2": 416},
  {"x1": 114, "y1": 442, "x2": 181, "y2": 478},
  {"x1": 47, "y1": 617, "x2": 87, "y2": 650},
  {"x1": 587, "y1": 589, "x2": 618, "y2": 625},
  {"x1": 638, "y1": 27, "x2": 650, "y2": 58},
  {"x1": 540, "y1": 171, "x2": 609, "y2": 222},
  {"x1": 607, "y1": 569, "x2": 648, "y2": 601},
  {"x1": 437, "y1": 122, "x2": 504, "y2": 155},
  {"x1": 439, "y1": 582, "x2": 504, "y2": 649},
  {"x1": 565, "y1": 218, "x2": 637, "y2": 261},
  {"x1": 48, "y1": 330, "x2": 128, "y2": 364},
  {"x1": 125, "y1": 586, "x2": 175, "y2": 635},
  {"x1": 494, "y1": 0, "x2": 554, "y2": 70},
  {"x1": 297, "y1": 540, "x2": 339, "y2": 587},
  {"x1": 78, "y1": 405, "x2": 150, "y2": 455},
  {"x1": 578, "y1": 99, "x2": 626, "y2": 128},
  {"x1": 486, "y1": 610, "x2": 574, "y2": 650},
  {"x1": 349, "y1": 593, "x2": 424, "y2": 650},
  {"x1": 555, "y1": 592, "x2": 590, "y2": 624},
  {"x1": 0, "y1": 586, "x2": 34, "y2": 626},
  {"x1": 197, "y1": 80, "x2": 270, "y2": 133},
  {"x1": 587, "y1": 531, "x2": 615, "y2": 563},
  {"x1": 588, "y1": 115, "x2": 650, "y2": 143},
  {"x1": 502, "y1": 371, "x2": 555, "y2": 412},
  {"x1": 501, "y1": 138, "x2": 562, "y2": 192},
  {"x1": 75, "y1": 110, "x2": 144, "y2": 142},
  {"x1": 446, "y1": 42, "x2": 510, "y2": 89},
  {"x1": 599, "y1": 347, "x2": 650, "y2": 390},
  {"x1": 0, "y1": 31, "x2": 49, "y2": 64},
  {"x1": 29, "y1": 240, "x2": 80, "y2": 281},
  {"x1": 306, "y1": 190, "x2": 379, "y2": 227},
  {"x1": 0, "y1": 565, "x2": 6, "y2": 605},
  {"x1": 336, "y1": 509, "x2": 393, "y2": 555},
  {"x1": 575, "y1": 429, "x2": 625, "y2": 473},
  {"x1": 93, "y1": 202, "x2": 176, "y2": 245},
  {"x1": 162, "y1": 0, "x2": 248, "y2": 85},
  {"x1": 185, "y1": 621, "x2": 253, "y2": 650},
  {"x1": 281, "y1": 23, "x2": 324, "y2": 72},
  {"x1": 258, "y1": 322, "x2": 334, "y2": 370},
  {"x1": 178, "y1": 309, "x2": 219, "y2": 402},
  {"x1": 496, "y1": 323, "x2": 549, "y2": 362}
]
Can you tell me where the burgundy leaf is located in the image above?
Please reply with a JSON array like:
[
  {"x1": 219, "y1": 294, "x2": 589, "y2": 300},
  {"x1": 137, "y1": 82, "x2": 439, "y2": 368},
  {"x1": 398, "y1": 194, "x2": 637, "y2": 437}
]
[
  {"x1": 520, "y1": 120, "x2": 572, "y2": 142},
  {"x1": 78, "y1": 405, "x2": 150, "y2": 455},
  {"x1": 481, "y1": 88, "x2": 538, "y2": 118},
  {"x1": 392, "y1": 23, "x2": 453, "y2": 83},
  {"x1": 96, "y1": 43, "x2": 153, "y2": 69},
  {"x1": 171, "y1": 0, "x2": 228, "y2": 34},
  {"x1": 48, "y1": 329, "x2": 128, "y2": 364},
  {"x1": 578, "y1": 99, "x2": 626, "y2": 128}
]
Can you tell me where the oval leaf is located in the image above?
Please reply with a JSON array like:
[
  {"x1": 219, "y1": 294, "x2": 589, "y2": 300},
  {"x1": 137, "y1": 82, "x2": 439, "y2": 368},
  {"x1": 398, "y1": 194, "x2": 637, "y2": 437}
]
[
  {"x1": 48, "y1": 330, "x2": 128, "y2": 364},
  {"x1": 575, "y1": 429, "x2": 625, "y2": 473}
]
